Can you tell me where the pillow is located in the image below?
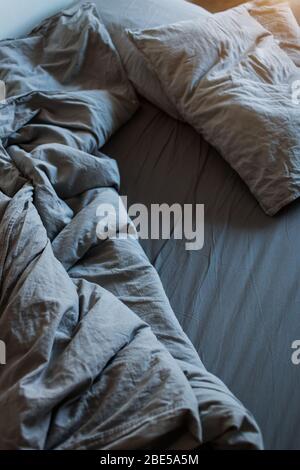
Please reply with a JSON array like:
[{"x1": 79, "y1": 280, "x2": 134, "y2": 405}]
[
  {"x1": 128, "y1": 8, "x2": 300, "y2": 215},
  {"x1": 243, "y1": 0, "x2": 300, "y2": 66},
  {"x1": 290, "y1": 0, "x2": 300, "y2": 25},
  {"x1": 81, "y1": 0, "x2": 210, "y2": 119}
]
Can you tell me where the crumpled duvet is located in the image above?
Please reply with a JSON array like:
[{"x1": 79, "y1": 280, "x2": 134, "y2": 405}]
[{"x1": 0, "y1": 3, "x2": 263, "y2": 450}]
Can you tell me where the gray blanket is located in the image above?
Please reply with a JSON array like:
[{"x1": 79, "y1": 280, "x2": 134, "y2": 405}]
[{"x1": 0, "y1": 3, "x2": 262, "y2": 450}]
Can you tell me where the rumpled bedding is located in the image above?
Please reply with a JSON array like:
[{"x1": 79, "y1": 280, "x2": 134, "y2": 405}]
[{"x1": 0, "y1": 3, "x2": 263, "y2": 449}]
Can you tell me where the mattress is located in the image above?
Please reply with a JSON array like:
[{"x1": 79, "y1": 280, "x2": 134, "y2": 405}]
[{"x1": 103, "y1": 98, "x2": 300, "y2": 450}]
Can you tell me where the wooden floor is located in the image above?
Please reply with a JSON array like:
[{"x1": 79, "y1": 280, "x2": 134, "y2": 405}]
[
  {"x1": 190, "y1": 0, "x2": 300, "y2": 16},
  {"x1": 188, "y1": 0, "x2": 247, "y2": 12}
]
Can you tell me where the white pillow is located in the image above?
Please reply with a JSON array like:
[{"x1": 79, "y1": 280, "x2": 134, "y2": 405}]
[
  {"x1": 243, "y1": 0, "x2": 300, "y2": 66},
  {"x1": 128, "y1": 8, "x2": 300, "y2": 216},
  {"x1": 85, "y1": 0, "x2": 210, "y2": 119}
]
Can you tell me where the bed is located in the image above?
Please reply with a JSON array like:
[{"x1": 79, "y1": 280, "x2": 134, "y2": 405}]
[
  {"x1": 0, "y1": 0, "x2": 299, "y2": 451},
  {"x1": 98, "y1": 0, "x2": 300, "y2": 450},
  {"x1": 104, "y1": 95, "x2": 300, "y2": 451}
]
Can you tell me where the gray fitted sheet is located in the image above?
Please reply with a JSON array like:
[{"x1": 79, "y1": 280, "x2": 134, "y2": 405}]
[{"x1": 103, "y1": 98, "x2": 300, "y2": 450}]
